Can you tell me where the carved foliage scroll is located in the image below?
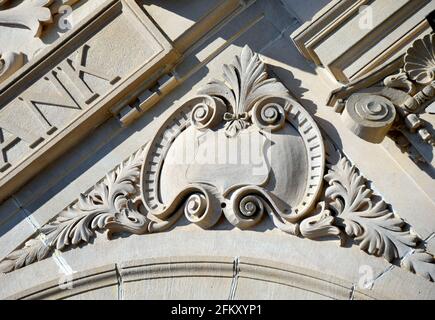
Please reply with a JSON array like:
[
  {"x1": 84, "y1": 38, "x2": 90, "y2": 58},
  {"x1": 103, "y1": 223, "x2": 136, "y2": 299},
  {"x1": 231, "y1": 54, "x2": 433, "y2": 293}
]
[{"x1": 1, "y1": 46, "x2": 434, "y2": 282}]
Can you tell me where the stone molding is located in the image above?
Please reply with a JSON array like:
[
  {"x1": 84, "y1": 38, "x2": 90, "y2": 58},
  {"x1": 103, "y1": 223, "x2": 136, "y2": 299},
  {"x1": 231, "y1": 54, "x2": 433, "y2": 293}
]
[
  {"x1": 7, "y1": 264, "x2": 118, "y2": 300},
  {"x1": 6, "y1": 256, "x2": 383, "y2": 300},
  {"x1": 1, "y1": 46, "x2": 433, "y2": 283},
  {"x1": 0, "y1": 0, "x2": 178, "y2": 203}
]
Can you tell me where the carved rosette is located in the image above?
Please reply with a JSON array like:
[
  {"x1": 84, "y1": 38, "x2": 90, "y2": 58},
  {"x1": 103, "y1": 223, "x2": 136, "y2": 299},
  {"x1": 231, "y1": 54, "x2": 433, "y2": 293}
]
[{"x1": 1, "y1": 46, "x2": 434, "y2": 282}]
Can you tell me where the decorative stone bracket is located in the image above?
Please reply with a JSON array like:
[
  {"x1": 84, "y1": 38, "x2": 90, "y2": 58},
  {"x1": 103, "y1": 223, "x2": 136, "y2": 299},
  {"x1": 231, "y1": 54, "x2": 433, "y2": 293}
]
[
  {"x1": 1, "y1": 46, "x2": 434, "y2": 282},
  {"x1": 330, "y1": 33, "x2": 435, "y2": 165}
]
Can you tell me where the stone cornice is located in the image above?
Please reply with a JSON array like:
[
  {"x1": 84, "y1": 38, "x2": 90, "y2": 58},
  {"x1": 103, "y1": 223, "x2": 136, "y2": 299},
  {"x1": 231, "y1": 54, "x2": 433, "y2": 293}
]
[
  {"x1": 1, "y1": 46, "x2": 433, "y2": 283},
  {"x1": 291, "y1": 0, "x2": 434, "y2": 84}
]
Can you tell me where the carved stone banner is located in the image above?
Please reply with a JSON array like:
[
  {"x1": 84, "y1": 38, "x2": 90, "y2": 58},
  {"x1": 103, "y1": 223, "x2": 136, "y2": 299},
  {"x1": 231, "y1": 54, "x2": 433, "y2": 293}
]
[
  {"x1": 1, "y1": 46, "x2": 433, "y2": 282},
  {"x1": 0, "y1": 0, "x2": 177, "y2": 202}
]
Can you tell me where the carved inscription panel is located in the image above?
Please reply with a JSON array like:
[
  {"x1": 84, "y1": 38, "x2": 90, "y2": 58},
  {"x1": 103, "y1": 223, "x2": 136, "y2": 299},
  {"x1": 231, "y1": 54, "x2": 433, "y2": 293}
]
[{"x1": 0, "y1": 0, "x2": 175, "y2": 200}]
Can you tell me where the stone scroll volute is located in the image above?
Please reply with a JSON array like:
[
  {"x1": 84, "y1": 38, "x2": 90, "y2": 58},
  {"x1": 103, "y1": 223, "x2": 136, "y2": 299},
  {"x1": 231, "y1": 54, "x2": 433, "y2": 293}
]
[
  {"x1": 1, "y1": 45, "x2": 433, "y2": 283},
  {"x1": 140, "y1": 45, "x2": 325, "y2": 234}
]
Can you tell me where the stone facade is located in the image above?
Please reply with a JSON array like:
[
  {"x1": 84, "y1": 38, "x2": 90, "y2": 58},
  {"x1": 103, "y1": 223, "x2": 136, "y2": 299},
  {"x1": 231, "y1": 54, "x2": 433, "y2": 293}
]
[{"x1": 0, "y1": 0, "x2": 434, "y2": 300}]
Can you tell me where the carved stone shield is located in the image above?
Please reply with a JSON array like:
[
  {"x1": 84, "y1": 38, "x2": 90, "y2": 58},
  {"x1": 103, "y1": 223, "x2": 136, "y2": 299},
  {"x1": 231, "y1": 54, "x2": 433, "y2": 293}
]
[{"x1": 140, "y1": 46, "x2": 325, "y2": 234}]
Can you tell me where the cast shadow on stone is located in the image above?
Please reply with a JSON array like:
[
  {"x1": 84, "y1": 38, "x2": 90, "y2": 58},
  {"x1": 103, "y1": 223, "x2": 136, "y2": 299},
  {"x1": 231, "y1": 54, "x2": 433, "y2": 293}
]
[
  {"x1": 40, "y1": 0, "x2": 89, "y2": 46},
  {"x1": 270, "y1": 64, "x2": 344, "y2": 151},
  {"x1": 138, "y1": 0, "x2": 316, "y2": 76}
]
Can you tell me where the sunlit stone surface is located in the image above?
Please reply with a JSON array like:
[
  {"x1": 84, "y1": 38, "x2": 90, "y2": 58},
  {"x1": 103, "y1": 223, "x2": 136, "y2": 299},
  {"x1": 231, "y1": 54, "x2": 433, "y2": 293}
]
[{"x1": 0, "y1": 0, "x2": 434, "y2": 300}]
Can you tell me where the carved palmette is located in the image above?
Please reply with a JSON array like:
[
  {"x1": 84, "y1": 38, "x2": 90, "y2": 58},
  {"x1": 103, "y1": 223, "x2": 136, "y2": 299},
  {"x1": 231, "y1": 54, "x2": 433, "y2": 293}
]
[{"x1": 1, "y1": 46, "x2": 433, "y2": 282}]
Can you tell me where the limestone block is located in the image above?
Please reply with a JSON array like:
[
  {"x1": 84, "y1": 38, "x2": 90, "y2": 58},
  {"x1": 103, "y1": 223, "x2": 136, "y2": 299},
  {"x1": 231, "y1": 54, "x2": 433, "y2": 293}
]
[
  {"x1": 237, "y1": 257, "x2": 355, "y2": 300},
  {"x1": 140, "y1": 0, "x2": 260, "y2": 55},
  {"x1": 65, "y1": 285, "x2": 118, "y2": 300},
  {"x1": 123, "y1": 277, "x2": 232, "y2": 300},
  {"x1": 7, "y1": 264, "x2": 118, "y2": 300},
  {"x1": 0, "y1": 255, "x2": 61, "y2": 299},
  {"x1": 0, "y1": 199, "x2": 35, "y2": 262},
  {"x1": 120, "y1": 257, "x2": 234, "y2": 300},
  {"x1": 234, "y1": 278, "x2": 332, "y2": 300},
  {"x1": 0, "y1": 0, "x2": 176, "y2": 203},
  {"x1": 120, "y1": 256, "x2": 234, "y2": 281}
]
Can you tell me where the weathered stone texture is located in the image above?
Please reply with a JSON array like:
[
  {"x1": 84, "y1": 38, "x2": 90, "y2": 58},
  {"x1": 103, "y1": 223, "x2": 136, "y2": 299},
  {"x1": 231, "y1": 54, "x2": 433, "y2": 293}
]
[{"x1": 0, "y1": 0, "x2": 434, "y2": 300}]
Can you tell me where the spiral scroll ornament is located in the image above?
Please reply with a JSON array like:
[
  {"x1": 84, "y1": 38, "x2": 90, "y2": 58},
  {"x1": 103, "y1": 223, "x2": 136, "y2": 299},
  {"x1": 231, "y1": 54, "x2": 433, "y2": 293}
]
[
  {"x1": 185, "y1": 193, "x2": 207, "y2": 220},
  {"x1": 190, "y1": 96, "x2": 226, "y2": 130},
  {"x1": 239, "y1": 195, "x2": 264, "y2": 218},
  {"x1": 251, "y1": 97, "x2": 287, "y2": 132}
]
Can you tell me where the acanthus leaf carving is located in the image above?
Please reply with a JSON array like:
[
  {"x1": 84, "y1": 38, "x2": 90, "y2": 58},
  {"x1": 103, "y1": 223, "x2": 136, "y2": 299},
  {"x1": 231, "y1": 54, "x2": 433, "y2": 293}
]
[
  {"x1": 299, "y1": 201, "x2": 343, "y2": 244},
  {"x1": 298, "y1": 141, "x2": 423, "y2": 267},
  {"x1": 1, "y1": 45, "x2": 434, "y2": 283},
  {"x1": 401, "y1": 249, "x2": 435, "y2": 282}
]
